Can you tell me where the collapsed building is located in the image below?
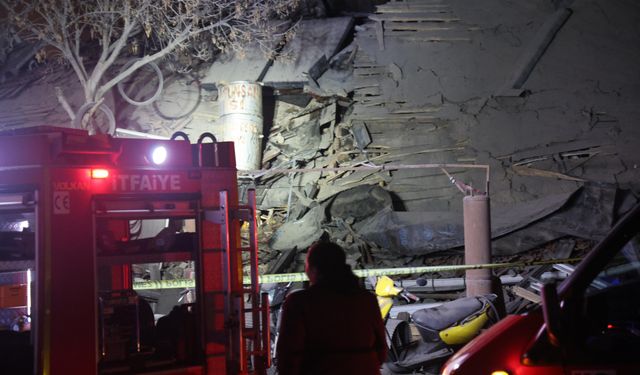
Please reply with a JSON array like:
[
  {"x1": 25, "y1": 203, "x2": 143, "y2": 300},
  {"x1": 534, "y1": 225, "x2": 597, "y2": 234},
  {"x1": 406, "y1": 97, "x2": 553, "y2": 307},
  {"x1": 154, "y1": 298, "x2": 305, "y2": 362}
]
[{"x1": 1, "y1": 0, "x2": 639, "y2": 312}]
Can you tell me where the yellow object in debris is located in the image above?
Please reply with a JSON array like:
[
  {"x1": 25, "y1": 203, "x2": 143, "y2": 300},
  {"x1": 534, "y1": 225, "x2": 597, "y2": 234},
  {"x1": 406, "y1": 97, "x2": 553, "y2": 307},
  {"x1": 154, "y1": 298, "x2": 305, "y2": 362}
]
[
  {"x1": 375, "y1": 275, "x2": 403, "y2": 297},
  {"x1": 439, "y1": 310, "x2": 489, "y2": 345},
  {"x1": 377, "y1": 296, "x2": 394, "y2": 319}
]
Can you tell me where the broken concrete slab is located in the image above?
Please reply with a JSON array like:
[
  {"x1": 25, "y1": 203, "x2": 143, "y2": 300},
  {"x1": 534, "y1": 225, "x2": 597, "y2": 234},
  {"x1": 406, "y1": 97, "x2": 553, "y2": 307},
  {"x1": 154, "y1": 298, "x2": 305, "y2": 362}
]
[
  {"x1": 268, "y1": 204, "x2": 326, "y2": 251},
  {"x1": 356, "y1": 186, "x2": 592, "y2": 256},
  {"x1": 262, "y1": 17, "x2": 354, "y2": 85},
  {"x1": 356, "y1": 207, "x2": 464, "y2": 255},
  {"x1": 328, "y1": 184, "x2": 392, "y2": 222},
  {"x1": 304, "y1": 41, "x2": 358, "y2": 98},
  {"x1": 492, "y1": 183, "x2": 623, "y2": 255}
]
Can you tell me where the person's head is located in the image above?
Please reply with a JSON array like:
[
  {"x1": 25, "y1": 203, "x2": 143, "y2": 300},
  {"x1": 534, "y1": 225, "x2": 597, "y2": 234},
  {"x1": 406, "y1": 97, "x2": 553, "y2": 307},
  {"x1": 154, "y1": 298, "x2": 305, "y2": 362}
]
[{"x1": 305, "y1": 241, "x2": 355, "y2": 287}]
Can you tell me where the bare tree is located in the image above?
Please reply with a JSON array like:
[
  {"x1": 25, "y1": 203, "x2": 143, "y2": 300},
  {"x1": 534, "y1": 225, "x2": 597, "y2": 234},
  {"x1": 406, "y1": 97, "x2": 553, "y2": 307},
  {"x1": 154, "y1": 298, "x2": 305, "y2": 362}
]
[{"x1": 0, "y1": 0, "x2": 298, "y2": 133}]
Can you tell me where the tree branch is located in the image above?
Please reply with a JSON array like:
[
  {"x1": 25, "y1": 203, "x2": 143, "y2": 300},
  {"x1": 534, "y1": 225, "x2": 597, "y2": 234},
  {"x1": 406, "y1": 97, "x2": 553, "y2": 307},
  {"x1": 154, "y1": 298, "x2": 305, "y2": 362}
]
[
  {"x1": 55, "y1": 86, "x2": 76, "y2": 121},
  {"x1": 59, "y1": 9, "x2": 89, "y2": 90},
  {"x1": 1, "y1": 0, "x2": 300, "y2": 132},
  {"x1": 85, "y1": 3, "x2": 131, "y2": 101},
  {"x1": 96, "y1": 24, "x2": 193, "y2": 99}
]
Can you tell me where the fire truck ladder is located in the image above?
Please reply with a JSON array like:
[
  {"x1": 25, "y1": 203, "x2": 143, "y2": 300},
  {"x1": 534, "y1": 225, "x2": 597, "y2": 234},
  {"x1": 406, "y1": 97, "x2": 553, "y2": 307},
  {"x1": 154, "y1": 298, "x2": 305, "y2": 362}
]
[{"x1": 205, "y1": 189, "x2": 269, "y2": 375}]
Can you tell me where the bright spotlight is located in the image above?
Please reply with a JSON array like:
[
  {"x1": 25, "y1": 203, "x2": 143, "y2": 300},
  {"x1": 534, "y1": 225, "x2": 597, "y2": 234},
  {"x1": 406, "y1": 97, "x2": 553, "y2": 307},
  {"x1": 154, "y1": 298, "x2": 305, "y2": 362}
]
[{"x1": 151, "y1": 146, "x2": 168, "y2": 165}]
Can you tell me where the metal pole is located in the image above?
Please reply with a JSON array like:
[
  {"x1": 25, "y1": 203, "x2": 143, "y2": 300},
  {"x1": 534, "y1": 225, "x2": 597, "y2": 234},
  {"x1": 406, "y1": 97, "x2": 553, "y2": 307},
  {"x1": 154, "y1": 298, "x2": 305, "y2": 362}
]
[{"x1": 463, "y1": 194, "x2": 492, "y2": 297}]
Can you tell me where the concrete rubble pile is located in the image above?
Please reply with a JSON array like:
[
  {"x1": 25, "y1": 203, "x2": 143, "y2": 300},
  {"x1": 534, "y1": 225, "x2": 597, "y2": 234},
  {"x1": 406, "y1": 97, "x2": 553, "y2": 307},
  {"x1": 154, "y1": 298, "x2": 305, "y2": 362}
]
[{"x1": 1, "y1": 1, "x2": 639, "y2": 310}]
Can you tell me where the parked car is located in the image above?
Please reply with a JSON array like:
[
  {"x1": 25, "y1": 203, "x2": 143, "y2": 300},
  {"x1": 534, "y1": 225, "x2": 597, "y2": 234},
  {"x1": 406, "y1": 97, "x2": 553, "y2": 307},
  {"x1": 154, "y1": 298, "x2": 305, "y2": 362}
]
[{"x1": 441, "y1": 201, "x2": 640, "y2": 375}]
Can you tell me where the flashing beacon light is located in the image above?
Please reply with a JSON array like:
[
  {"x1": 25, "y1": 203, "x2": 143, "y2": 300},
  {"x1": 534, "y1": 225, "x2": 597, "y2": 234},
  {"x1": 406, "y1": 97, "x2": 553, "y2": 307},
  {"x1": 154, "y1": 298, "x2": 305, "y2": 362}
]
[
  {"x1": 151, "y1": 146, "x2": 168, "y2": 165},
  {"x1": 91, "y1": 169, "x2": 110, "y2": 179}
]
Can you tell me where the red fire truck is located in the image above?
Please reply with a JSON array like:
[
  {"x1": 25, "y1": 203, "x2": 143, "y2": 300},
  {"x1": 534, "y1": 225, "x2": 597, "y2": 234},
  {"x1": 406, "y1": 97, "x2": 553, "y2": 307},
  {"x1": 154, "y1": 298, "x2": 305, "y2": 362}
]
[{"x1": 0, "y1": 127, "x2": 269, "y2": 374}]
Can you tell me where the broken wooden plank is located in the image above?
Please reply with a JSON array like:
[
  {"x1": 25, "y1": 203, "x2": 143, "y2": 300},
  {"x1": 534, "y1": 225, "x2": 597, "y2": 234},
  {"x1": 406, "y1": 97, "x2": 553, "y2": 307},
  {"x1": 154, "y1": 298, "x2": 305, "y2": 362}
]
[
  {"x1": 352, "y1": 96, "x2": 383, "y2": 103},
  {"x1": 353, "y1": 87, "x2": 382, "y2": 96},
  {"x1": 350, "y1": 112, "x2": 438, "y2": 121},
  {"x1": 565, "y1": 152, "x2": 600, "y2": 173},
  {"x1": 353, "y1": 98, "x2": 405, "y2": 104},
  {"x1": 398, "y1": 36, "x2": 471, "y2": 43},
  {"x1": 262, "y1": 146, "x2": 282, "y2": 165},
  {"x1": 497, "y1": 8, "x2": 572, "y2": 94},
  {"x1": 376, "y1": 4, "x2": 450, "y2": 13},
  {"x1": 288, "y1": 102, "x2": 337, "y2": 129},
  {"x1": 353, "y1": 63, "x2": 387, "y2": 68},
  {"x1": 354, "y1": 55, "x2": 378, "y2": 65},
  {"x1": 375, "y1": 20, "x2": 385, "y2": 50},
  {"x1": 353, "y1": 99, "x2": 387, "y2": 107},
  {"x1": 352, "y1": 95, "x2": 382, "y2": 102},
  {"x1": 385, "y1": 24, "x2": 456, "y2": 32},
  {"x1": 379, "y1": 29, "x2": 472, "y2": 37},
  {"x1": 386, "y1": 23, "x2": 480, "y2": 32},
  {"x1": 375, "y1": 9, "x2": 452, "y2": 15},
  {"x1": 370, "y1": 134, "x2": 445, "y2": 148},
  {"x1": 352, "y1": 80, "x2": 384, "y2": 89},
  {"x1": 498, "y1": 140, "x2": 606, "y2": 161},
  {"x1": 368, "y1": 146, "x2": 465, "y2": 163},
  {"x1": 353, "y1": 66, "x2": 388, "y2": 76},
  {"x1": 351, "y1": 106, "x2": 437, "y2": 116},
  {"x1": 511, "y1": 286, "x2": 542, "y2": 304},
  {"x1": 510, "y1": 165, "x2": 586, "y2": 182},
  {"x1": 362, "y1": 32, "x2": 472, "y2": 43},
  {"x1": 352, "y1": 94, "x2": 382, "y2": 101},
  {"x1": 351, "y1": 117, "x2": 437, "y2": 126},
  {"x1": 391, "y1": 107, "x2": 441, "y2": 114},
  {"x1": 366, "y1": 122, "x2": 439, "y2": 133},
  {"x1": 369, "y1": 13, "x2": 460, "y2": 22}
]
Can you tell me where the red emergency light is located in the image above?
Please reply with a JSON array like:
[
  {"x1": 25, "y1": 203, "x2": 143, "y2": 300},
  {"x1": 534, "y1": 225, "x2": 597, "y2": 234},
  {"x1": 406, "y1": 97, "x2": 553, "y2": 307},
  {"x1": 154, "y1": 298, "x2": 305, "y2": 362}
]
[{"x1": 91, "y1": 168, "x2": 109, "y2": 179}]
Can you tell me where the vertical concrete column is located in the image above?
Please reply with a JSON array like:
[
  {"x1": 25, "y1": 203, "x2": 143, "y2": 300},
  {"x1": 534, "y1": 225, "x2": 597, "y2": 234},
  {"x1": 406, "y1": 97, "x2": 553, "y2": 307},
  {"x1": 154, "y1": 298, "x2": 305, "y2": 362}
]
[
  {"x1": 219, "y1": 81, "x2": 263, "y2": 171},
  {"x1": 463, "y1": 194, "x2": 492, "y2": 297}
]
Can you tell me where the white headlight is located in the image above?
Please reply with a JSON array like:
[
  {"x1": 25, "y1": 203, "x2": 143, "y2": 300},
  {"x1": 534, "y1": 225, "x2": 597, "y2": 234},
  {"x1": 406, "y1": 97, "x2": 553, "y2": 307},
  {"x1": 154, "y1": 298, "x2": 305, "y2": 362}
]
[{"x1": 151, "y1": 146, "x2": 167, "y2": 165}]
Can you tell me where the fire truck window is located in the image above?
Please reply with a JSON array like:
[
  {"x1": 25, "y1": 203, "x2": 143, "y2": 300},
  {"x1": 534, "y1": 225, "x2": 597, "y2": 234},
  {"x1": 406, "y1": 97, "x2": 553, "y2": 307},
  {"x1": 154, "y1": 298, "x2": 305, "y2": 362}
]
[
  {"x1": 97, "y1": 218, "x2": 196, "y2": 255},
  {"x1": 581, "y1": 234, "x2": 640, "y2": 363},
  {"x1": 96, "y1": 215, "x2": 200, "y2": 371},
  {"x1": 0, "y1": 213, "x2": 35, "y2": 261},
  {"x1": 0, "y1": 206, "x2": 35, "y2": 374}
]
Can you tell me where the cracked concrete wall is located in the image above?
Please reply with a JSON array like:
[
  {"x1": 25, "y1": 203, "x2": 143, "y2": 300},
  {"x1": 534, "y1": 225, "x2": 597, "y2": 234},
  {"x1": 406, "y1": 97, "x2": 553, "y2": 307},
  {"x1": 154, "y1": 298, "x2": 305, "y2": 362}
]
[
  {"x1": 476, "y1": 0, "x2": 640, "y2": 200},
  {"x1": 355, "y1": 0, "x2": 640, "y2": 211}
]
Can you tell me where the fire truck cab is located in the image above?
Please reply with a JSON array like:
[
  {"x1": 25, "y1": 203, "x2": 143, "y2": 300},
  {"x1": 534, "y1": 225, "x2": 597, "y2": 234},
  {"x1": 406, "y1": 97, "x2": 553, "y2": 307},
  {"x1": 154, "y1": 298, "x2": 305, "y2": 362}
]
[{"x1": 0, "y1": 127, "x2": 268, "y2": 374}]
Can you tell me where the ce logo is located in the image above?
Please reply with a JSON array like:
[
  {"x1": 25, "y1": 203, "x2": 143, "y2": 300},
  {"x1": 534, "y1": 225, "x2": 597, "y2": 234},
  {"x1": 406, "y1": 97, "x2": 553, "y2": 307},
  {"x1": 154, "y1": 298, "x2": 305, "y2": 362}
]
[{"x1": 53, "y1": 191, "x2": 70, "y2": 214}]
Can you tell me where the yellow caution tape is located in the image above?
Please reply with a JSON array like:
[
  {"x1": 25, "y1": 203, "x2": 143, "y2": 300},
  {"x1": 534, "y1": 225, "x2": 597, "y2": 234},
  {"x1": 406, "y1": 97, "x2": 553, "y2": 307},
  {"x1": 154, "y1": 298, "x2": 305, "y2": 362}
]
[
  {"x1": 132, "y1": 257, "x2": 583, "y2": 290},
  {"x1": 133, "y1": 279, "x2": 195, "y2": 290}
]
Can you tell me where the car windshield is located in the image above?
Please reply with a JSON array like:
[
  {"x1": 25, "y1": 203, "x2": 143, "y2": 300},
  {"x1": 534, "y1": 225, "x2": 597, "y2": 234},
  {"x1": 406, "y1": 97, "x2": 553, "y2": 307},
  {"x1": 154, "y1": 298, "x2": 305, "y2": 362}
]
[{"x1": 586, "y1": 234, "x2": 640, "y2": 295}]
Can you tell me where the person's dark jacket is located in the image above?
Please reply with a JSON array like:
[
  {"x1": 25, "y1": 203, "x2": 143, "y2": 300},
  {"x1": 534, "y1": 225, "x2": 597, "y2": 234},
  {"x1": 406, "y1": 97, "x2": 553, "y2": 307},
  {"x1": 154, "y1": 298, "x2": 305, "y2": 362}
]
[{"x1": 275, "y1": 284, "x2": 387, "y2": 375}]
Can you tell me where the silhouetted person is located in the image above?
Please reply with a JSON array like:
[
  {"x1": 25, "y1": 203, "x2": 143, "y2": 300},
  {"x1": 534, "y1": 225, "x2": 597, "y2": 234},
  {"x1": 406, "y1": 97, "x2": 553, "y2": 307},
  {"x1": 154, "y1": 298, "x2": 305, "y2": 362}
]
[{"x1": 276, "y1": 241, "x2": 387, "y2": 375}]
